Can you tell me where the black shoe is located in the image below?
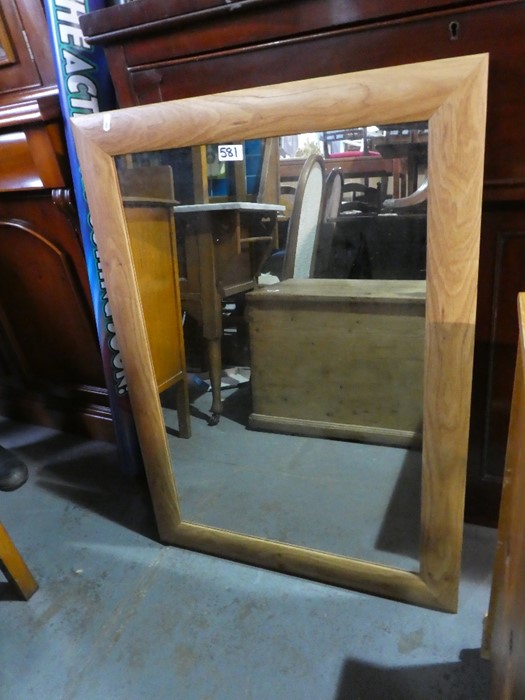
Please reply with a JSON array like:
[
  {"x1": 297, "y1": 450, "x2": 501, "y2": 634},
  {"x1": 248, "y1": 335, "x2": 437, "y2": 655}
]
[{"x1": 0, "y1": 447, "x2": 29, "y2": 492}]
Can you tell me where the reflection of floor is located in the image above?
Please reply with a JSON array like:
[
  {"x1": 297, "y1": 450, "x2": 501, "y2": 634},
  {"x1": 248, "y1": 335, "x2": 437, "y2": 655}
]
[{"x1": 163, "y1": 382, "x2": 422, "y2": 571}]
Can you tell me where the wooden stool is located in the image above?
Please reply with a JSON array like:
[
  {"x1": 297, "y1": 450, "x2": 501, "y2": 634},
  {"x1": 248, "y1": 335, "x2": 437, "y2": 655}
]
[{"x1": 0, "y1": 521, "x2": 38, "y2": 600}]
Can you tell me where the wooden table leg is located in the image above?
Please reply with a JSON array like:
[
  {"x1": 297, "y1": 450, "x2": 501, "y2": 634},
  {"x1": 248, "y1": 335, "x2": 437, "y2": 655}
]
[{"x1": 196, "y1": 229, "x2": 224, "y2": 424}]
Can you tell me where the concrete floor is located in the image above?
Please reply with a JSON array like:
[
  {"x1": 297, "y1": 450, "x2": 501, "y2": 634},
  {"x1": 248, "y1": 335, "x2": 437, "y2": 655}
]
[{"x1": 0, "y1": 416, "x2": 496, "y2": 700}]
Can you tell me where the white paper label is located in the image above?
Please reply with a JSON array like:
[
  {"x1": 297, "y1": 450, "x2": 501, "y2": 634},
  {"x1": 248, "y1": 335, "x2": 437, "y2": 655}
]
[{"x1": 217, "y1": 144, "x2": 244, "y2": 161}]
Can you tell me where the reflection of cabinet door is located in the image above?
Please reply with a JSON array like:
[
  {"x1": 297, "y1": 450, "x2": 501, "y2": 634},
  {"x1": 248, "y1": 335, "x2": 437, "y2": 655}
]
[
  {"x1": 119, "y1": 165, "x2": 186, "y2": 394},
  {"x1": 126, "y1": 205, "x2": 186, "y2": 393}
]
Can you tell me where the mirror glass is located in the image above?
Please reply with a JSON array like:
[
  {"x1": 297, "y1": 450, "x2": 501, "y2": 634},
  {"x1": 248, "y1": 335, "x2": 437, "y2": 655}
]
[{"x1": 116, "y1": 121, "x2": 429, "y2": 571}]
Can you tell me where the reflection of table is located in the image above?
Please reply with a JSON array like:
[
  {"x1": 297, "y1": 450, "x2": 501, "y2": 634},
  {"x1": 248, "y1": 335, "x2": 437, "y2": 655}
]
[
  {"x1": 280, "y1": 156, "x2": 407, "y2": 197},
  {"x1": 327, "y1": 212, "x2": 427, "y2": 280},
  {"x1": 370, "y1": 131, "x2": 428, "y2": 192},
  {"x1": 173, "y1": 201, "x2": 284, "y2": 423}
]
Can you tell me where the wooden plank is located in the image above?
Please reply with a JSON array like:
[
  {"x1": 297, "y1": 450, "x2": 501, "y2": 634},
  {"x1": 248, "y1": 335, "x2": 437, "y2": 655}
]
[
  {"x1": 487, "y1": 293, "x2": 525, "y2": 699},
  {"x1": 0, "y1": 522, "x2": 38, "y2": 600},
  {"x1": 249, "y1": 278, "x2": 426, "y2": 303},
  {"x1": 249, "y1": 413, "x2": 421, "y2": 448}
]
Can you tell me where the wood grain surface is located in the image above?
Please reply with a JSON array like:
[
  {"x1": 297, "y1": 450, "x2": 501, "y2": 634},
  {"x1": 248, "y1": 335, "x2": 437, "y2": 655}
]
[{"x1": 72, "y1": 55, "x2": 488, "y2": 611}]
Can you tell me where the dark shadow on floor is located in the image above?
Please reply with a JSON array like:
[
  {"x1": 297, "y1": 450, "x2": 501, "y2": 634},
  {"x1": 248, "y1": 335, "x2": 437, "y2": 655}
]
[
  {"x1": 221, "y1": 383, "x2": 252, "y2": 425},
  {"x1": 0, "y1": 581, "x2": 26, "y2": 602},
  {"x1": 374, "y1": 447, "x2": 422, "y2": 560},
  {"x1": 0, "y1": 421, "x2": 158, "y2": 540},
  {"x1": 334, "y1": 648, "x2": 490, "y2": 700},
  {"x1": 36, "y1": 441, "x2": 157, "y2": 539}
]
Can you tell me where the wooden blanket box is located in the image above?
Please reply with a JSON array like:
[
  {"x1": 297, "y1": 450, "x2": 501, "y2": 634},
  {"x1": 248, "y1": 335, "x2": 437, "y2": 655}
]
[{"x1": 246, "y1": 278, "x2": 426, "y2": 448}]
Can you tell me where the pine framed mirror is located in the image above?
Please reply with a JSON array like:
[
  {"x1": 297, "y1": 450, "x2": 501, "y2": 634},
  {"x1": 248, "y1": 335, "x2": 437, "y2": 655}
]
[{"x1": 72, "y1": 54, "x2": 488, "y2": 612}]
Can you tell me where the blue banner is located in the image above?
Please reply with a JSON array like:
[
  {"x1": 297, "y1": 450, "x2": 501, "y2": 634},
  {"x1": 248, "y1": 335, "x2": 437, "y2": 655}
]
[{"x1": 43, "y1": 0, "x2": 143, "y2": 475}]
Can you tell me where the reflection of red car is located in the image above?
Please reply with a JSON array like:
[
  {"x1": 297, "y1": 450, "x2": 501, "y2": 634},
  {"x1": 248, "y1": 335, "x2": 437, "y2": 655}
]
[{"x1": 328, "y1": 150, "x2": 382, "y2": 158}]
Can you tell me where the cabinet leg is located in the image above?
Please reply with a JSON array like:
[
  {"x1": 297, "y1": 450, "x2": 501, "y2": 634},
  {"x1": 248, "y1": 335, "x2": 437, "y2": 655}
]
[{"x1": 176, "y1": 377, "x2": 192, "y2": 438}]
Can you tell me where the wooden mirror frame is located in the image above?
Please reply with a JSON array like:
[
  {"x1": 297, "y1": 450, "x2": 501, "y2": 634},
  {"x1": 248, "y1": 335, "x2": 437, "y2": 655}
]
[{"x1": 72, "y1": 54, "x2": 488, "y2": 612}]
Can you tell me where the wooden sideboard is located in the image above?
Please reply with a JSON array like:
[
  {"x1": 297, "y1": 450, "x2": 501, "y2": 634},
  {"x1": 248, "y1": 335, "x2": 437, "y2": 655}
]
[
  {"x1": 0, "y1": 0, "x2": 112, "y2": 440},
  {"x1": 81, "y1": 0, "x2": 525, "y2": 523}
]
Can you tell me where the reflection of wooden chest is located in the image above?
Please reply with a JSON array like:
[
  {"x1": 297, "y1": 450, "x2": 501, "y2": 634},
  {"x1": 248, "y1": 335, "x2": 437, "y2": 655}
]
[{"x1": 246, "y1": 278, "x2": 426, "y2": 447}]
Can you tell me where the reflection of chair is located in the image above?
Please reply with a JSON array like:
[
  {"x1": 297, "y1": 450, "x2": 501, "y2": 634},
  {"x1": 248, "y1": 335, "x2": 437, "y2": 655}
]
[
  {"x1": 340, "y1": 181, "x2": 382, "y2": 213},
  {"x1": 323, "y1": 167, "x2": 344, "y2": 220},
  {"x1": 281, "y1": 154, "x2": 325, "y2": 280},
  {"x1": 260, "y1": 154, "x2": 326, "y2": 281},
  {"x1": 382, "y1": 178, "x2": 428, "y2": 211},
  {"x1": 313, "y1": 167, "x2": 343, "y2": 278}
]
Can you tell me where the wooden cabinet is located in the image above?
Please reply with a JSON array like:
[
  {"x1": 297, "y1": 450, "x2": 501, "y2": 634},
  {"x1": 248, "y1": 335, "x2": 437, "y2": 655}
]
[
  {"x1": 0, "y1": 0, "x2": 55, "y2": 95},
  {"x1": 0, "y1": 0, "x2": 112, "y2": 440},
  {"x1": 81, "y1": 0, "x2": 525, "y2": 521}
]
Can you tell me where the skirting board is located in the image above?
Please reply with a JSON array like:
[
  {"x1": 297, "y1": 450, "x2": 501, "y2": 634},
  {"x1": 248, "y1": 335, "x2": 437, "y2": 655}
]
[{"x1": 248, "y1": 412, "x2": 422, "y2": 449}]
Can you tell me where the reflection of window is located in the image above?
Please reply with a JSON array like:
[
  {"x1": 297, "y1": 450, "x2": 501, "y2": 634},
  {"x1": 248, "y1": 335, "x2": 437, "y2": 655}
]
[{"x1": 0, "y1": 43, "x2": 6, "y2": 62}]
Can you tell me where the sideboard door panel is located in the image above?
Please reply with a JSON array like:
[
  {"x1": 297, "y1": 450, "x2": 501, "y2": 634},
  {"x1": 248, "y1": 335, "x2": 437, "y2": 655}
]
[
  {"x1": 0, "y1": 217, "x2": 103, "y2": 387},
  {"x1": 0, "y1": 0, "x2": 112, "y2": 441}
]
